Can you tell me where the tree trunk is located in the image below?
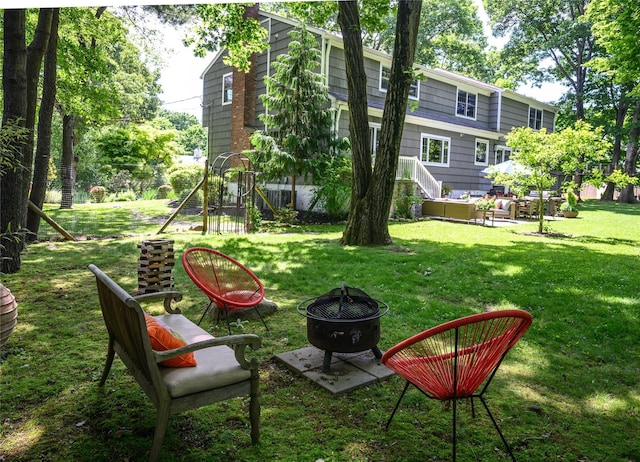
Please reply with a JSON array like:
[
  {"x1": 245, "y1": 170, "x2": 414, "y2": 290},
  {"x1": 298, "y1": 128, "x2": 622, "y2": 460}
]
[
  {"x1": 619, "y1": 101, "x2": 640, "y2": 204},
  {"x1": 602, "y1": 85, "x2": 631, "y2": 201},
  {"x1": 60, "y1": 114, "x2": 76, "y2": 209},
  {"x1": 21, "y1": 9, "x2": 53, "y2": 215},
  {"x1": 340, "y1": 0, "x2": 422, "y2": 245},
  {"x1": 28, "y1": 9, "x2": 59, "y2": 240},
  {"x1": 1, "y1": 10, "x2": 28, "y2": 274}
]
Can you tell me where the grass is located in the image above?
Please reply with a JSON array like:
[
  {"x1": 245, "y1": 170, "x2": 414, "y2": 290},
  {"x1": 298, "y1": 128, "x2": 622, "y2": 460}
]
[{"x1": 1, "y1": 199, "x2": 639, "y2": 461}]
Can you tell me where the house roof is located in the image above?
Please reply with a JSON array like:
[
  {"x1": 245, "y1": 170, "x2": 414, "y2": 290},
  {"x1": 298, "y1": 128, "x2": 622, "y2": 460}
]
[{"x1": 201, "y1": 10, "x2": 556, "y2": 113}]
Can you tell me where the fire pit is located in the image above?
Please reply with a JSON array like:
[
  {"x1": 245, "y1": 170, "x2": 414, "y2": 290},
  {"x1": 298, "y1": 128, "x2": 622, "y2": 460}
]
[{"x1": 297, "y1": 286, "x2": 389, "y2": 372}]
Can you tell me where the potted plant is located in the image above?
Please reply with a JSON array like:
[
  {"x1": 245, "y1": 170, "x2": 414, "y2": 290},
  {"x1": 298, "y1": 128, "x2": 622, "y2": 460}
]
[
  {"x1": 475, "y1": 197, "x2": 496, "y2": 226},
  {"x1": 441, "y1": 184, "x2": 452, "y2": 198},
  {"x1": 560, "y1": 190, "x2": 579, "y2": 218}
]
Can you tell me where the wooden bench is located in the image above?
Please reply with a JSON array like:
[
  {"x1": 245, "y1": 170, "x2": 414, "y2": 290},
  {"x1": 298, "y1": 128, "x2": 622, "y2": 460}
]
[{"x1": 89, "y1": 264, "x2": 261, "y2": 461}]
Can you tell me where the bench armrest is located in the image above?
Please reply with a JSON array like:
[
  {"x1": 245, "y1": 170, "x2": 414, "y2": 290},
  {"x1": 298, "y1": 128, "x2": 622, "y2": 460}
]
[
  {"x1": 152, "y1": 333, "x2": 261, "y2": 370},
  {"x1": 133, "y1": 291, "x2": 183, "y2": 314}
]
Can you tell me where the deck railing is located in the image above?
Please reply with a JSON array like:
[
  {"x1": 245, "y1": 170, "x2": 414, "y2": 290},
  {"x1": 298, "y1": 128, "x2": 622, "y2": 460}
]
[{"x1": 396, "y1": 156, "x2": 441, "y2": 199}]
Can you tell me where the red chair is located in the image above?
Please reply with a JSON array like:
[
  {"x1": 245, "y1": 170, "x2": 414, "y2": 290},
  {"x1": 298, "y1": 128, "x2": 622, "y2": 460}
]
[
  {"x1": 182, "y1": 247, "x2": 268, "y2": 333},
  {"x1": 381, "y1": 310, "x2": 533, "y2": 461}
]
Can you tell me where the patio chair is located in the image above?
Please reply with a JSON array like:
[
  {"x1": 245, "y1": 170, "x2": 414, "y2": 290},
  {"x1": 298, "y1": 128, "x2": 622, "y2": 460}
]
[
  {"x1": 525, "y1": 198, "x2": 541, "y2": 219},
  {"x1": 381, "y1": 310, "x2": 533, "y2": 461},
  {"x1": 89, "y1": 264, "x2": 261, "y2": 462},
  {"x1": 182, "y1": 247, "x2": 268, "y2": 333}
]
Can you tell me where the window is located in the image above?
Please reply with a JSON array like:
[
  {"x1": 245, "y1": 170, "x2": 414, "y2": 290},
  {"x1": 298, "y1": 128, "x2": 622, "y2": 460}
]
[
  {"x1": 222, "y1": 72, "x2": 233, "y2": 105},
  {"x1": 380, "y1": 65, "x2": 419, "y2": 100},
  {"x1": 494, "y1": 146, "x2": 512, "y2": 164},
  {"x1": 475, "y1": 139, "x2": 489, "y2": 165},
  {"x1": 369, "y1": 123, "x2": 381, "y2": 158},
  {"x1": 529, "y1": 107, "x2": 543, "y2": 130},
  {"x1": 456, "y1": 89, "x2": 477, "y2": 119},
  {"x1": 421, "y1": 134, "x2": 450, "y2": 166}
]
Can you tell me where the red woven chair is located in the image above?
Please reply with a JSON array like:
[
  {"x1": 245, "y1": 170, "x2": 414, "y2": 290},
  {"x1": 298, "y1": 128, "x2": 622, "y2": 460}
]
[
  {"x1": 182, "y1": 247, "x2": 268, "y2": 333},
  {"x1": 381, "y1": 310, "x2": 533, "y2": 461}
]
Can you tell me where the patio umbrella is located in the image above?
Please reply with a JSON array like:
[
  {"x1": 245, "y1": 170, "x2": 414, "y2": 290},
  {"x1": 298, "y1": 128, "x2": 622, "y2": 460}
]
[{"x1": 480, "y1": 159, "x2": 531, "y2": 176}]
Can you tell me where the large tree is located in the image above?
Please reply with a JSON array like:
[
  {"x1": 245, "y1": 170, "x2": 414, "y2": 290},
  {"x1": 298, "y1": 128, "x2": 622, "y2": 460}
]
[
  {"x1": 27, "y1": 9, "x2": 60, "y2": 240},
  {"x1": 485, "y1": 0, "x2": 598, "y2": 194},
  {"x1": 1, "y1": 9, "x2": 53, "y2": 273},
  {"x1": 339, "y1": 0, "x2": 422, "y2": 245},
  {"x1": 586, "y1": 0, "x2": 640, "y2": 203},
  {"x1": 485, "y1": 0, "x2": 596, "y2": 119}
]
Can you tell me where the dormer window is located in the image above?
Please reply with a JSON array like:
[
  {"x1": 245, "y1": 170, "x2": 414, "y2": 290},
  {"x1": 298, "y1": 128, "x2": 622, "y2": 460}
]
[
  {"x1": 528, "y1": 107, "x2": 543, "y2": 130},
  {"x1": 380, "y1": 65, "x2": 419, "y2": 100},
  {"x1": 456, "y1": 89, "x2": 476, "y2": 119}
]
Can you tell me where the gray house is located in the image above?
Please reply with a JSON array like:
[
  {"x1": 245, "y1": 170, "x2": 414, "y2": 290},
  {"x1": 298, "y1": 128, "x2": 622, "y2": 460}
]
[{"x1": 201, "y1": 11, "x2": 557, "y2": 208}]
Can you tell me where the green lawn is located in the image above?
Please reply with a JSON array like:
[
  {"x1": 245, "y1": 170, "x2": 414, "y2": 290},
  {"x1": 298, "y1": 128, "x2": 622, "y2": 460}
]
[{"x1": 1, "y1": 200, "x2": 639, "y2": 461}]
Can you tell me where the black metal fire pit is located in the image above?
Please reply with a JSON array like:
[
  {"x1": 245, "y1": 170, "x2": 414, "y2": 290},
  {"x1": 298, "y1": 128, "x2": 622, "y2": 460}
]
[{"x1": 297, "y1": 286, "x2": 389, "y2": 372}]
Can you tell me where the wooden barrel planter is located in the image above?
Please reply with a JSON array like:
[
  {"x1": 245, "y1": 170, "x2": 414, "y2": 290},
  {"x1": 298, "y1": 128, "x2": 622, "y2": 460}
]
[{"x1": 0, "y1": 284, "x2": 18, "y2": 348}]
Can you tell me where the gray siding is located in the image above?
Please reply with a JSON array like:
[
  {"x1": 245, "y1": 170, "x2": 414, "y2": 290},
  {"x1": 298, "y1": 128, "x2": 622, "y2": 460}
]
[
  {"x1": 542, "y1": 109, "x2": 555, "y2": 131},
  {"x1": 202, "y1": 54, "x2": 232, "y2": 157},
  {"x1": 500, "y1": 96, "x2": 527, "y2": 133}
]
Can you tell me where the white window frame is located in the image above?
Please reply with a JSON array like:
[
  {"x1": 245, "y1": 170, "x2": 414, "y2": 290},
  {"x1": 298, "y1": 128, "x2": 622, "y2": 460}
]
[
  {"x1": 222, "y1": 72, "x2": 233, "y2": 105},
  {"x1": 475, "y1": 139, "x2": 489, "y2": 166},
  {"x1": 369, "y1": 122, "x2": 381, "y2": 158},
  {"x1": 494, "y1": 145, "x2": 512, "y2": 164},
  {"x1": 421, "y1": 133, "x2": 451, "y2": 167},
  {"x1": 528, "y1": 107, "x2": 543, "y2": 130},
  {"x1": 379, "y1": 64, "x2": 419, "y2": 100},
  {"x1": 456, "y1": 89, "x2": 477, "y2": 120}
]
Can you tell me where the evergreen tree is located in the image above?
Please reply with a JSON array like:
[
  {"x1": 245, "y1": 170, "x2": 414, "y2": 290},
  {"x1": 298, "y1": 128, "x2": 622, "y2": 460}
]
[{"x1": 250, "y1": 23, "x2": 340, "y2": 210}]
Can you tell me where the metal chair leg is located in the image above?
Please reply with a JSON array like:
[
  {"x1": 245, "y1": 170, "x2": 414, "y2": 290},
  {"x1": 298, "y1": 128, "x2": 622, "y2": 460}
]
[
  {"x1": 253, "y1": 305, "x2": 269, "y2": 331},
  {"x1": 479, "y1": 396, "x2": 517, "y2": 462},
  {"x1": 386, "y1": 381, "x2": 411, "y2": 430},
  {"x1": 198, "y1": 301, "x2": 215, "y2": 326},
  {"x1": 452, "y1": 398, "x2": 457, "y2": 462}
]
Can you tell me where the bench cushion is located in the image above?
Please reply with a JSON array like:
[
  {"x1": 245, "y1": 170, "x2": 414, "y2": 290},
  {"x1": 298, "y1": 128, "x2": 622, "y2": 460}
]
[{"x1": 155, "y1": 314, "x2": 252, "y2": 398}]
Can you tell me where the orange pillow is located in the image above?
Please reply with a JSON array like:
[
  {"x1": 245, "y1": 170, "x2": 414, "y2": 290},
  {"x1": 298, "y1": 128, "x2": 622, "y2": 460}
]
[{"x1": 144, "y1": 314, "x2": 197, "y2": 367}]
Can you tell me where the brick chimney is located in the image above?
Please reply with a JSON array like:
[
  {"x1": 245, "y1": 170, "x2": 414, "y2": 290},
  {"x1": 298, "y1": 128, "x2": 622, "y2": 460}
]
[{"x1": 230, "y1": 3, "x2": 259, "y2": 154}]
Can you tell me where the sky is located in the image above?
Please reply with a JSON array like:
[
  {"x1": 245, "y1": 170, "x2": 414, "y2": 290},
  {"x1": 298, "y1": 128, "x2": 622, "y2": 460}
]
[{"x1": 156, "y1": 26, "x2": 213, "y2": 121}]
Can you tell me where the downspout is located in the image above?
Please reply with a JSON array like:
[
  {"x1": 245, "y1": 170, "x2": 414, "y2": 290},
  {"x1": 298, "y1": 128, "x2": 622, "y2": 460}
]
[
  {"x1": 496, "y1": 89, "x2": 503, "y2": 137},
  {"x1": 262, "y1": 17, "x2": 272, "y2": 128},
  {"x1": 323, "y1": 36, "x2": 332, "y2": 86}
]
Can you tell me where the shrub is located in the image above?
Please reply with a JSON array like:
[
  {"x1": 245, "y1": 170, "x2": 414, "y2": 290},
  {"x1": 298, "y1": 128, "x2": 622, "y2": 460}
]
[
  {"x1": 107, "y1": 170, "x2": 134, "y2": 193},
  {"x1": 311, "y1": 155, "x2": 351, "y2": 220},
  {"x1": 74, "y1": 189, "x2": 90, "y2": 204},
  {"x1": 247, "y1": 204, "x2": 262, "y2": 232},
  {"x1": 114, "y1": 190, "x2": 137, "y2": 202},
  {"x1": 168, "y1": 166, "x2": 202, "y2": 196},
  {"x1": 140, "y1": 189, "x2": 157, "y2": 200},
  {"x1": 45, "y1": 189, "x2": 62, "y2": 204},
  {"x1": 157, "y1": 184, "x2": 173, "y2": 199},
  {"x1": 178, "y1": 189, "x2": 203, "y2": 209},
  {"x1": 89, "y1": 186, "x2": 107, "y2": 203},
  {"x1": 393, "y1": 181, "x2": 423, "y2": 219},
  {"x1": 274, "y1": 206, "x2": 298, "y2": 225}
]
